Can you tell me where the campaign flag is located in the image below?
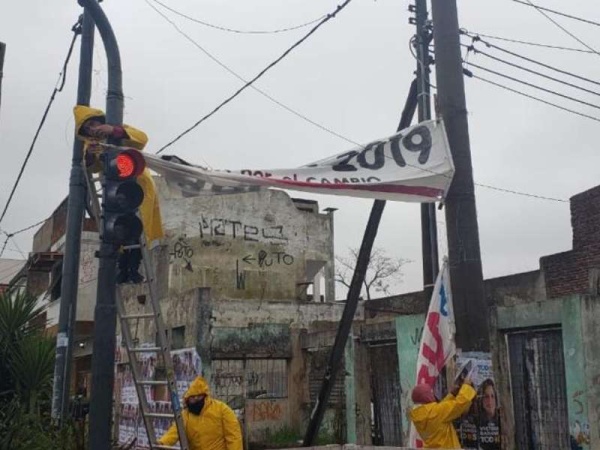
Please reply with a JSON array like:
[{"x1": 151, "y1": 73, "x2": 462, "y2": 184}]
[
  {"x1": 409, "y1": 259, "x2": 455, "y2": 447},
  {"x1": 145, "y1": 120, "x2": 454, "y2": 203}
]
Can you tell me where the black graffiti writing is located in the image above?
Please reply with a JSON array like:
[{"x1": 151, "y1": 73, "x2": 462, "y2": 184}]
[
  {"x1": 254, "y1": 250, "x2": 295, "y2": 268},
  {"x1": 199, "y1": 215, "x2": 288, "y2": 243},
  {"x1": 236, "y1": 260, "x2": 246, "y2": 290},
  {"x1": 410, "y1": 327, "x2": 424, "y2": 346}
]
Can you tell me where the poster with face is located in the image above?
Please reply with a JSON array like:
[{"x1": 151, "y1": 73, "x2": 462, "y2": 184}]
[
  {"x1": 455, "y1": 353, "x2": 501, "y2": 450},
  {"x1": 116, "y1": 347, "x2": 202, "y2": 449}
]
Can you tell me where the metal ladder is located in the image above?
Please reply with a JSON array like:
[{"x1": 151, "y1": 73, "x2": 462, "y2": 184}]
[{"x1": 85, "y1": 158, "x2": 190, "y2": 450}]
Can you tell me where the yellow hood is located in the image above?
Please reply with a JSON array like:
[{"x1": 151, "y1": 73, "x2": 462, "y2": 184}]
[
  {"x1": 74, "y1": 105, "x2": 105, "y2": 139},
  {"x1": 184, "y1": 376, "x2": 210, "y2": 400}
]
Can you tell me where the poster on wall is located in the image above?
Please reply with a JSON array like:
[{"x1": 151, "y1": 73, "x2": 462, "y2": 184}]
[
  {"x1": 455, "y1": 352, "x2": 501, "y2": 450},
  {"x1": 116, "y1": 347, "x2": 202, "y2": 449}
]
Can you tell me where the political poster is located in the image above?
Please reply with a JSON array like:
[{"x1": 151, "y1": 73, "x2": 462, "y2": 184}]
[
  {"x1": 455, "y1": 352, "x2": 501, "y2": 450},
  {"x1": 145, "y1": 120, "x2": 454, "y2": 203},
  {"x1": 116, "y1": 347, "x2": 202, "y2": 449}
]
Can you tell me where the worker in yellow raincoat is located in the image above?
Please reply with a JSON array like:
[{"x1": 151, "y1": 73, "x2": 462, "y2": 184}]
[
  {"x1": 74, "y1": 105, "x2": 164, "y2": 283},
  {"x1": 409, "y1": 378, "x2": 476, "y2": 449},
  {"x1": 158, "y1": 376, "x2": 243, "y2": 450}
]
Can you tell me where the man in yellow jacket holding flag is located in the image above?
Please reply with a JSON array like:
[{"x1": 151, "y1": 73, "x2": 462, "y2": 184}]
[
  {"x1": 74, "y1": 105, "x2": 163, "y2": 283},
  {"x1": 410, "y1": 378, "x2": 476, "y2": 448},
  {"x1": 158, "y1": 376, "x2": 243, "y2": 450}
]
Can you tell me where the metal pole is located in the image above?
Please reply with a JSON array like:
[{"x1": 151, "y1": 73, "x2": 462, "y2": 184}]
[
  {"x1": 51, "y1": 12, "x2": 94, "y2": 423},
  {"x1": 415, "y1": 0, "x2": 439, "y2": 294},
  {"x1": 431, "y1": 0, "x2": 489, "y2": 351},
  {"x1": 80, "y1": 0, "x2": 124, "y2": 448},
  {"x1": 0, "y1": 42, "x2": 5, "y2": 120},
  {"x1": 303, "y1": 80, "x2": 418, "y2": 446}
]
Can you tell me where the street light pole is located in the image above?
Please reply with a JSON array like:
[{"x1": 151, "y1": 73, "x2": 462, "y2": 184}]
[{"x1": 78, "y1": 0, "x2": 125, "y2": 447}]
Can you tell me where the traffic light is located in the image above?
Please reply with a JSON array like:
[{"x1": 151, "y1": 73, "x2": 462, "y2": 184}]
[{"x1": 101, "y1": 148, "x2": 146, "y2": 246}]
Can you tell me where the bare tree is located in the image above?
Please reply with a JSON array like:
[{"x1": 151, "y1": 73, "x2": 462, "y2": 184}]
[{"x1": 335, "y1": 247, "x2": 410, "y2": 300}]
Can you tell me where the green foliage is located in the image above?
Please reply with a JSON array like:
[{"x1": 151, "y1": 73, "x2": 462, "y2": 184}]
[
  {"x1": 0, "y1": 398, "x2": 80, "y2": 450},
  {"x1": 0, "y1": 291, "x2": 83, "y2": 449},
  {"x1": 263, "y1": 425, "x2": 303, "y2": 446}
]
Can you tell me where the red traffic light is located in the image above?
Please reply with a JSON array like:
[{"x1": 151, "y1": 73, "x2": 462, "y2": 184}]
[
  {"x1": 117, "y1": 154, "x2": 136, "y2": 178},
  {"x1": 103, "y1": 148, "x2": 146, "y2": 180}
]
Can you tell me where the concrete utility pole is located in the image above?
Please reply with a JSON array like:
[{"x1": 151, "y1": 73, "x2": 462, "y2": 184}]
[
  {"x1": 51, "y1": 12, "x2": 94, "y2": 423},
  {"x1": 303, "y1": 80, "x2": 418, "y2": 446},
  {"x1": 431, "y1": 0, "x2": 489, "y2": 351},
  {"x1": 414, "y1": 0, "x2": 439, "y2": 295},
  {"x1": 80, "y1": 0, "x2": 125, "y2": 448}
]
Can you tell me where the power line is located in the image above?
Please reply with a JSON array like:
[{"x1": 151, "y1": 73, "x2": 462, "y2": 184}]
[
  {"x1": 462, "y1": 32, "x2": 600, "y2": 87},
  {"x1": 521, "y1": 0, "x2": 600, "y2": 56},
  {"x1": 150, "y1": 0, "x2": 327, "y2": 34},
  {"x1": 460, "y1": 29, "x2": 595, "y2": 54},
  {"x1": 150, "y1": 0, "x2": 355, "y2": 154},
  {"x1": 461, "y1": 44, "x2": 600, "y2": 97},
  {"x1": 511, "y1": 0, "x2": 600, "y2": 28},
  {"x1": 465, "y1": 69, "x2": 600, "y2": 124},
  {"x1": 0, "y1": 18, "x2": 82, "y2": 226},
  {"x1": 465, "y1": 61, "x2": 600, "y2": 111}
]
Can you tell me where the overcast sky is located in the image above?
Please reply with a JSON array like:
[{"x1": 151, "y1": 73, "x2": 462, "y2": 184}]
[{"x1": 1, "y1": 0, "x2": 598, "y2": 295}]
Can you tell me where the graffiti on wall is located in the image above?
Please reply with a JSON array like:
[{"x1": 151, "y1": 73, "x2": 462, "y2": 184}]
[
  {"x1": 249, "y1": 400, "x2": 283, "y2": 422},
  {"x1": 235, "y1": 250, "x2": 295, "y2": 290},
  {"x1": 169, "y1": 235, "x2": 194, "y2": 272},
  {"x1": 199, "y1": 215, "x2": 288, "y2": 243}
]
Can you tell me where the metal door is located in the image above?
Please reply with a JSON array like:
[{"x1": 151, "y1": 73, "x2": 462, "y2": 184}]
[
  {"x1": 507, "y1": 328, "x2": 569, "y2": 450},
  {"x1": 369, "y1": 343, "x2": 403, "y2": 446}
]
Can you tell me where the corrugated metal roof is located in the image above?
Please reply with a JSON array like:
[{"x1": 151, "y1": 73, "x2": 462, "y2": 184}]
[{"x1": 0, "y1": 258, "x2": 26, "y2": 285}]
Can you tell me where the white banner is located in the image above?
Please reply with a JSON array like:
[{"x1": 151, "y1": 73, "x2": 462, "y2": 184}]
[
  {"x1": 409, "y1": 259, "x2": 456, "y2": 447},
  {"x1": 145, "y1": 120, "x2": 454, "y2": 203}
]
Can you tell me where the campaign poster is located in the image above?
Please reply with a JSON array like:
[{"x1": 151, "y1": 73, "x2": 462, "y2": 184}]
[{"x1": 455, "y1": 352, "x2": 501, "y2": 450}]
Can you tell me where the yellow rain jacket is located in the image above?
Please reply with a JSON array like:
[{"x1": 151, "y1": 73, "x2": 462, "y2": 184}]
[
  {"x1": 73, "y1": 105, "x2": 164, "y2": 243},
  {"x1": 409, "y1": 384, "x2": 476, "y2": 449},
  {"x1": 158, "y1": 376, "x2": 243, "y2": 450}
]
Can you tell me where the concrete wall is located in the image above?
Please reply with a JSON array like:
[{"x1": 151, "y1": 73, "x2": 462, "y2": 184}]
[
  {"x1": 42, "y1": 231, "x2": 99, "y2": 327},
  {"x1": 157, "y1": 185, "x2": 334, "y2": 302},
  {"x1": 492, "y1": 295, "x2": 599, "y2": 449}
]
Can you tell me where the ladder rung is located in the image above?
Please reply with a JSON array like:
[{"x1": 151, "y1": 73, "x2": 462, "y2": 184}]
[
  {"x1": 122, "y1": 244, "x2": 142, "y2": 250},
  {"x1": 121, "y1": 313, "x2": 156, "y2": 320},
  {"x1": 145, "y1": 412, "x2": 176, "y2": 419},
  {"x1": 137, "y1": 380, "x2": 168, "y2": 386},
  {"x1": 130, "y1": 346, "x2": 161, "y2": 352},
  {"x1": 152, "y1": 444, "x2": 181, "y2": 450}
]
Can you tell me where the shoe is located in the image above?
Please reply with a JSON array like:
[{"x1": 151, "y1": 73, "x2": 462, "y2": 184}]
[
  {"x1": 129, "y1": 271, "x2": 145, "y2": 284},
  {"x1": 116, "y1": 270, "x2": 129, "y2": 284}
]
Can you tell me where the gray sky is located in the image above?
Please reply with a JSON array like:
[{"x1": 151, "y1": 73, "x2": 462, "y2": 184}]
[{"x1": 1, "y1": 0, "x2": 598, "y2": 295}]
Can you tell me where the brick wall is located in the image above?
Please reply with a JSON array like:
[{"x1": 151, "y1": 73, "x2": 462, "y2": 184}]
[{"x1": 542, "y1": 185, "x2": 600, "y2": 298}]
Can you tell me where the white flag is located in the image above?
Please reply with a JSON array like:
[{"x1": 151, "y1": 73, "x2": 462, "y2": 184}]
[{"x1": 409, "y1": 259, "x2": 455, "y2": 447}]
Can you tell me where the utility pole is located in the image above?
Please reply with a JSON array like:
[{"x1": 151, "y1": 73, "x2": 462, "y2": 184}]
[
  {"x1": 303, "y1": 79, "x2": 418, "y2": 446},
  {"x1": 0, "y1": 42, "x2": 5, "y2": 119},
  {"x1": 80, "y1": 0, "x2": 124, "y2": 448},
  {"x1": 431, "y1": 0, "x2": 489, "y2": 351},
  {"x1": 51, "y1": 12, "x2": 93, "y2": 423},
  {"x1": 412, "y1": 0, "x2": 439, "y2": 295}
]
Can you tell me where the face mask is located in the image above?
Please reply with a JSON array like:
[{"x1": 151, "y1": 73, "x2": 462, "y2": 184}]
[{"x1": 187, "y1": 398, "x2": 205, "y2": 415}]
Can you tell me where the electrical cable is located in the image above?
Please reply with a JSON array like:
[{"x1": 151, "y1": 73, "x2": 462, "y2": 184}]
[
  {"x1": 511, "y1": 0, "x2": 600, "y2": 28},
  {"x1": 465, "y1": 70, "x2": 600, "y2": 124},
  {"x1": 461, "y1": 44, "x2": 600, "y2": 97},
  {"x1": 150, "y1": 0, "x2": 355, "y2": 154},
  {"x1": 462, "y1": 32, "x2": 600, "y2": 87},
  {"x1": 459, "y1": 29, "x2": 595, "y2": 54},
  {"x1": 465, "y1": 61, "x2": 600, "y2": 111},
  {"x1": 145, "y1": 0, "x2": 358, "y2": 152},
  {"x1": 0, "y1": 18, "x2": 82, "y2": 227},
  {"x1": 150, "y1": 0, "x2": 328, "y2": 34},
  {"x1": 521, "y1": 0, "x2": 600, "y2": 56}
]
